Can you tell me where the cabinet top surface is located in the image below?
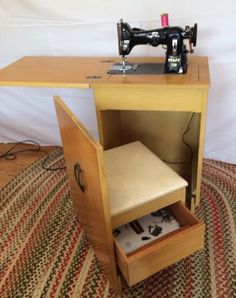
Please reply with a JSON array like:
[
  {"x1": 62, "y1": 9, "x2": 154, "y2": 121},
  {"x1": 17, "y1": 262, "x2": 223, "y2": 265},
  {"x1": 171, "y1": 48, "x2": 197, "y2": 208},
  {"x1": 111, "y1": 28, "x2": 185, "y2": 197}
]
[{"x1": 0, "y1": 56, "x2": 210, "y2": 88}]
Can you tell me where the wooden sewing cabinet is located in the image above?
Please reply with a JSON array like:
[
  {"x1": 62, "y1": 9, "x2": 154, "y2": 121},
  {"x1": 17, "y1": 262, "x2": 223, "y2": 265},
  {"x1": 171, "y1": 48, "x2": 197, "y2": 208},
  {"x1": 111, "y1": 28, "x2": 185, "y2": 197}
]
[{"x1": 0, "y1": 56, "x2": 210, "y2": 292}]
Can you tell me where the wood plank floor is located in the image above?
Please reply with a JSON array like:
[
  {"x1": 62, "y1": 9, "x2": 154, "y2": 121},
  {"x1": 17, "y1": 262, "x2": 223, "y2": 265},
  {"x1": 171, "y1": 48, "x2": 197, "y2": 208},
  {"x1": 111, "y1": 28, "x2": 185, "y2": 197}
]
[{"x1": 0, "y1": 143, "x2": 56, "y2": 189}]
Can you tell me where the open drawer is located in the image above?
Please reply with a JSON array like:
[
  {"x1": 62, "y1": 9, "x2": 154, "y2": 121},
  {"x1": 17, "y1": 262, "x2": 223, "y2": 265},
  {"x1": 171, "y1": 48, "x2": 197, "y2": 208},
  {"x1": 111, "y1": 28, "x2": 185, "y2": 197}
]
[{"x1": 114, "y1": 201, "x2": 205, "y2": 286}]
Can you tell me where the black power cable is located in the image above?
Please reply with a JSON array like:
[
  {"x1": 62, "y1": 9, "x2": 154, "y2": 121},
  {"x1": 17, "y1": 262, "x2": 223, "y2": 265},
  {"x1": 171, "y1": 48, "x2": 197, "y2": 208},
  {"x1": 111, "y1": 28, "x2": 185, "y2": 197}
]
[
  {"x1": 41, "y1": 149, "x2": 66, "y2": 171},
  {"x1": 163, "y1": 112, "x2": 195, "y2": 165},
  {"x1": 0, "y1": 140, "x2": 65, "y2": 171},
  {"x1": 0, "y1": 140, "x2": 41, "y2": 160}
]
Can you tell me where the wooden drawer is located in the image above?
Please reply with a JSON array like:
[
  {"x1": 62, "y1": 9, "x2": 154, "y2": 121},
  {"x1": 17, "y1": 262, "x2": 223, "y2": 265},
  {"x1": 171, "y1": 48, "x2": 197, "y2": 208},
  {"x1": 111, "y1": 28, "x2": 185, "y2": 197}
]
[{"x1": 114, "y1": 201, "x2": 205, "y2": 287}]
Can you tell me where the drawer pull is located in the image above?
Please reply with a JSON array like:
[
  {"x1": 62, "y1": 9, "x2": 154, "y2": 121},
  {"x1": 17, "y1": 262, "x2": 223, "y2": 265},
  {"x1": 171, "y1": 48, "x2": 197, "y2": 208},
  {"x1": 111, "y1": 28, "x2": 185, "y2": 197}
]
[{"x1": 74, "y1": 162, "x2": 86, "y2": 192}]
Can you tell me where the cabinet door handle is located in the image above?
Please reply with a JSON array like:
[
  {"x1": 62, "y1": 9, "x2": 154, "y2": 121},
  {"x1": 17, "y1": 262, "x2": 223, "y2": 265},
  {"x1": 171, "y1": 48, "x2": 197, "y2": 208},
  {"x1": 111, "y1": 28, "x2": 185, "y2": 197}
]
[{"x1": 74, "y1": 162, "x2": 85, "y2": 193}]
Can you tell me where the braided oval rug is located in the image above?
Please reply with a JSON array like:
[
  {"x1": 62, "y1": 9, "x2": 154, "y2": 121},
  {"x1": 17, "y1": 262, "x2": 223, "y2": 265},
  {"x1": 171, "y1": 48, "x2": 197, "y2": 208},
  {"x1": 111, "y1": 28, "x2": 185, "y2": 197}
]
[{"x1": 1, "y1": 149, "x2": 236, "y2": 298}]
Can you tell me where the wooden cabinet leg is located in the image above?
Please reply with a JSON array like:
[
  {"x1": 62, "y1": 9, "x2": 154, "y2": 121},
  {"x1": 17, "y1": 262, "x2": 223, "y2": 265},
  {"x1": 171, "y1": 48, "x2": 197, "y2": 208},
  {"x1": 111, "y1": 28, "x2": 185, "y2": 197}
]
[{"x1": 195, "y1": 90, "x2": 208, "y2": 207}]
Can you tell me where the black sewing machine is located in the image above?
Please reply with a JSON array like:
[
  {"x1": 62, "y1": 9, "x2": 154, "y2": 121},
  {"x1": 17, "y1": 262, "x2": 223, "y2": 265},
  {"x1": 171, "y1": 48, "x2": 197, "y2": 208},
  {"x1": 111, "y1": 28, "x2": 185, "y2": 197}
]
[{"x1": 108, "y1": 15, "x2": 197, "y2": 75}]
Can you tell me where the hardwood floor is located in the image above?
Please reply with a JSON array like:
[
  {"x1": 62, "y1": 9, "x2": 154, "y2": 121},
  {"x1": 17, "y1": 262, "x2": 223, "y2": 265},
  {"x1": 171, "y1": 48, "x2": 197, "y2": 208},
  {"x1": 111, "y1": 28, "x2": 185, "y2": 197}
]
[{"x1": 0, "y1": 143, "x2": 56, "y2": 189}]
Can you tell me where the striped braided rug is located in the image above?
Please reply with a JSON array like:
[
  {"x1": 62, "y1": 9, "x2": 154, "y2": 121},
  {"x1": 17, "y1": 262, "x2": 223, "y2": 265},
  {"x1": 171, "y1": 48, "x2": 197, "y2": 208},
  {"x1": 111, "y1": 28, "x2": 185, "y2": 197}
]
[{"x1": 1, "y1": 149, "x2": 236, "y2": 298}]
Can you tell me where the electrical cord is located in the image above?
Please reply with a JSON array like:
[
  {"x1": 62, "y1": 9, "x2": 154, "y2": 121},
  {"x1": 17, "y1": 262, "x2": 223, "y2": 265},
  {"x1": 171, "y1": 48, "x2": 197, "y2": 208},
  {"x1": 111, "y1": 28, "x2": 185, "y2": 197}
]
[
  {"x1": 163, "y1": 112, "x2": 195, "y2": 165},
  {"x1": 0, "y1": 140, "x2": 66, "y2": 171},
  {"x1": 181, "y1": 112, "x2": 195, "y2": 163},
  {"x1": 0, "y1": 140, "x2": 41, "y2": 160},
  {"x1": 41, "y1": 149, "x2": 66, "y2": 171},
  {"x1": 161, "y1": 113, "x2": 196, "y2": 208}
]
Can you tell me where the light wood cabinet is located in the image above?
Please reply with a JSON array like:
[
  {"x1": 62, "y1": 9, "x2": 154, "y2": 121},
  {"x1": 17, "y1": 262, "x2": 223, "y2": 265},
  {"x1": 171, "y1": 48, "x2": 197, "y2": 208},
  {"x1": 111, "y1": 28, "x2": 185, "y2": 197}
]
[
  {"x1": 54, "y1": 96, "x2": 205, "y2": 291},
  {"x1": 0, "y1": 56, "x2": 210, "y2": 292}
]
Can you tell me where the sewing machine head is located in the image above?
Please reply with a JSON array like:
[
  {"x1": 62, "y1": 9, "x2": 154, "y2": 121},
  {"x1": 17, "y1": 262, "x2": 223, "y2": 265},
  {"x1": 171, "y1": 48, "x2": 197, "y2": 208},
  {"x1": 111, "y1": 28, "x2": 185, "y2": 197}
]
[{"x1": 110, "y1": 14, "x2": 197, "y2": 74}]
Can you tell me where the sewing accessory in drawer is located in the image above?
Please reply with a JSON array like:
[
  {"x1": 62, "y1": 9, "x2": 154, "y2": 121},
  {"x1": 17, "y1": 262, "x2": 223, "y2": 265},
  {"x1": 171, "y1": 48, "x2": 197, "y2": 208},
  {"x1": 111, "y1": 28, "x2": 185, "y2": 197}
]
[
  {"x1": 149, "y1": 225, "x2": 162, "y2": 237},
  {"x1": 129, "y1": 220, "x2": 144, "y2": 234},
  {"x1": 114, "y1": 201, "x2": 205, "y2": 287},
  {"x1": 114, "y1": 207, "x2": 180, "y2": 254}
]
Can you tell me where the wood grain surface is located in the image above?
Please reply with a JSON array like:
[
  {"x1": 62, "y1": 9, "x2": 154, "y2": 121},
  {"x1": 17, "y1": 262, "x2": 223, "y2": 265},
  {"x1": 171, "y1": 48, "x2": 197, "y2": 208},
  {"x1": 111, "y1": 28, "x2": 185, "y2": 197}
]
[{"x1": 0, "y1": 56, "x2": 210, "y2": 87}]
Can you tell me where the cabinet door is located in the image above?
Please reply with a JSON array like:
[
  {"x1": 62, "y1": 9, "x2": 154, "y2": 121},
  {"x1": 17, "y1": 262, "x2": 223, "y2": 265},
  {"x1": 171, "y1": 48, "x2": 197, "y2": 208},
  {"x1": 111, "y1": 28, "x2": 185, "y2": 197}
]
[{"x1": 54, "y1": 96, "x2": 119, "y2": 290}]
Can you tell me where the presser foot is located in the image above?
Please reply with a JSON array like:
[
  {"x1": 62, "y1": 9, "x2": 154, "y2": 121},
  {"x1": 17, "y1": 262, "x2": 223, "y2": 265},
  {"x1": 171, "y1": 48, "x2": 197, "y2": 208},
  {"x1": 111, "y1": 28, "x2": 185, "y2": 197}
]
[{"x1": 107, "y1": 56, "x2": 139, "y2": 74}]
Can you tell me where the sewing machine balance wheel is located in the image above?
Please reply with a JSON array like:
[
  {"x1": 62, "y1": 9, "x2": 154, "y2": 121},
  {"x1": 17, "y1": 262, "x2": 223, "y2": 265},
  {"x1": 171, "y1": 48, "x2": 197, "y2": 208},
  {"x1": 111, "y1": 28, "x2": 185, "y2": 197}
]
[{"x1": 192, "y1": 23, "x2": 197, "y2": 47}]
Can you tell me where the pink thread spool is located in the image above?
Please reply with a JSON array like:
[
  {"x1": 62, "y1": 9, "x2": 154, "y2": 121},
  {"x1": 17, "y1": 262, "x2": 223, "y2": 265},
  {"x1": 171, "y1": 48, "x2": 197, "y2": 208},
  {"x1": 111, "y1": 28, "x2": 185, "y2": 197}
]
[{"x1": 161, "y1": 13, "x2": 169, "y2": 27}]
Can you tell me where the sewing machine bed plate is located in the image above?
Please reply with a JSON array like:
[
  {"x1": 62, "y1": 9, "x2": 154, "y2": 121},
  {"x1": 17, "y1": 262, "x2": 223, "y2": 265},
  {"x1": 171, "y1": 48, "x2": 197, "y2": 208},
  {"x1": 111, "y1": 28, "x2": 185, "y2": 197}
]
[{"x1": 108, "y1": 63, "x2": 165, "y2": 74}]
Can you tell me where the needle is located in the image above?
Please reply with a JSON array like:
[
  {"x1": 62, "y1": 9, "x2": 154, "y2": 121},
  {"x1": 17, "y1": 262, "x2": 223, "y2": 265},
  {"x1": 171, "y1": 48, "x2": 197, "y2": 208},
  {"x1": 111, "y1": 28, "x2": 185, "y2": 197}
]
[{"x1": 122, "y1": 56, "x2": 126, "y2": 75}]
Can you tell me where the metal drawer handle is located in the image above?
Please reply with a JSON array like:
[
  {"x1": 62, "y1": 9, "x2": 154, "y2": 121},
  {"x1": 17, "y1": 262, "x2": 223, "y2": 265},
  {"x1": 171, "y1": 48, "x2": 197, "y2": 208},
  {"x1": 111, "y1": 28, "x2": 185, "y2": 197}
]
[{"x1": 74, "y1": 162, "x2": 85, "y2": 193}]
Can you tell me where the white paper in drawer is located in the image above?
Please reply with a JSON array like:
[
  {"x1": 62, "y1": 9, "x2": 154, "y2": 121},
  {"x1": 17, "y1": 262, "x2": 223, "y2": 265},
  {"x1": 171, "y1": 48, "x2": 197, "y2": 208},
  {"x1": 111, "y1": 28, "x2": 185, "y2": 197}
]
[{"x1": 113, "y1": 209, "x2": 180, "y2": 254}]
